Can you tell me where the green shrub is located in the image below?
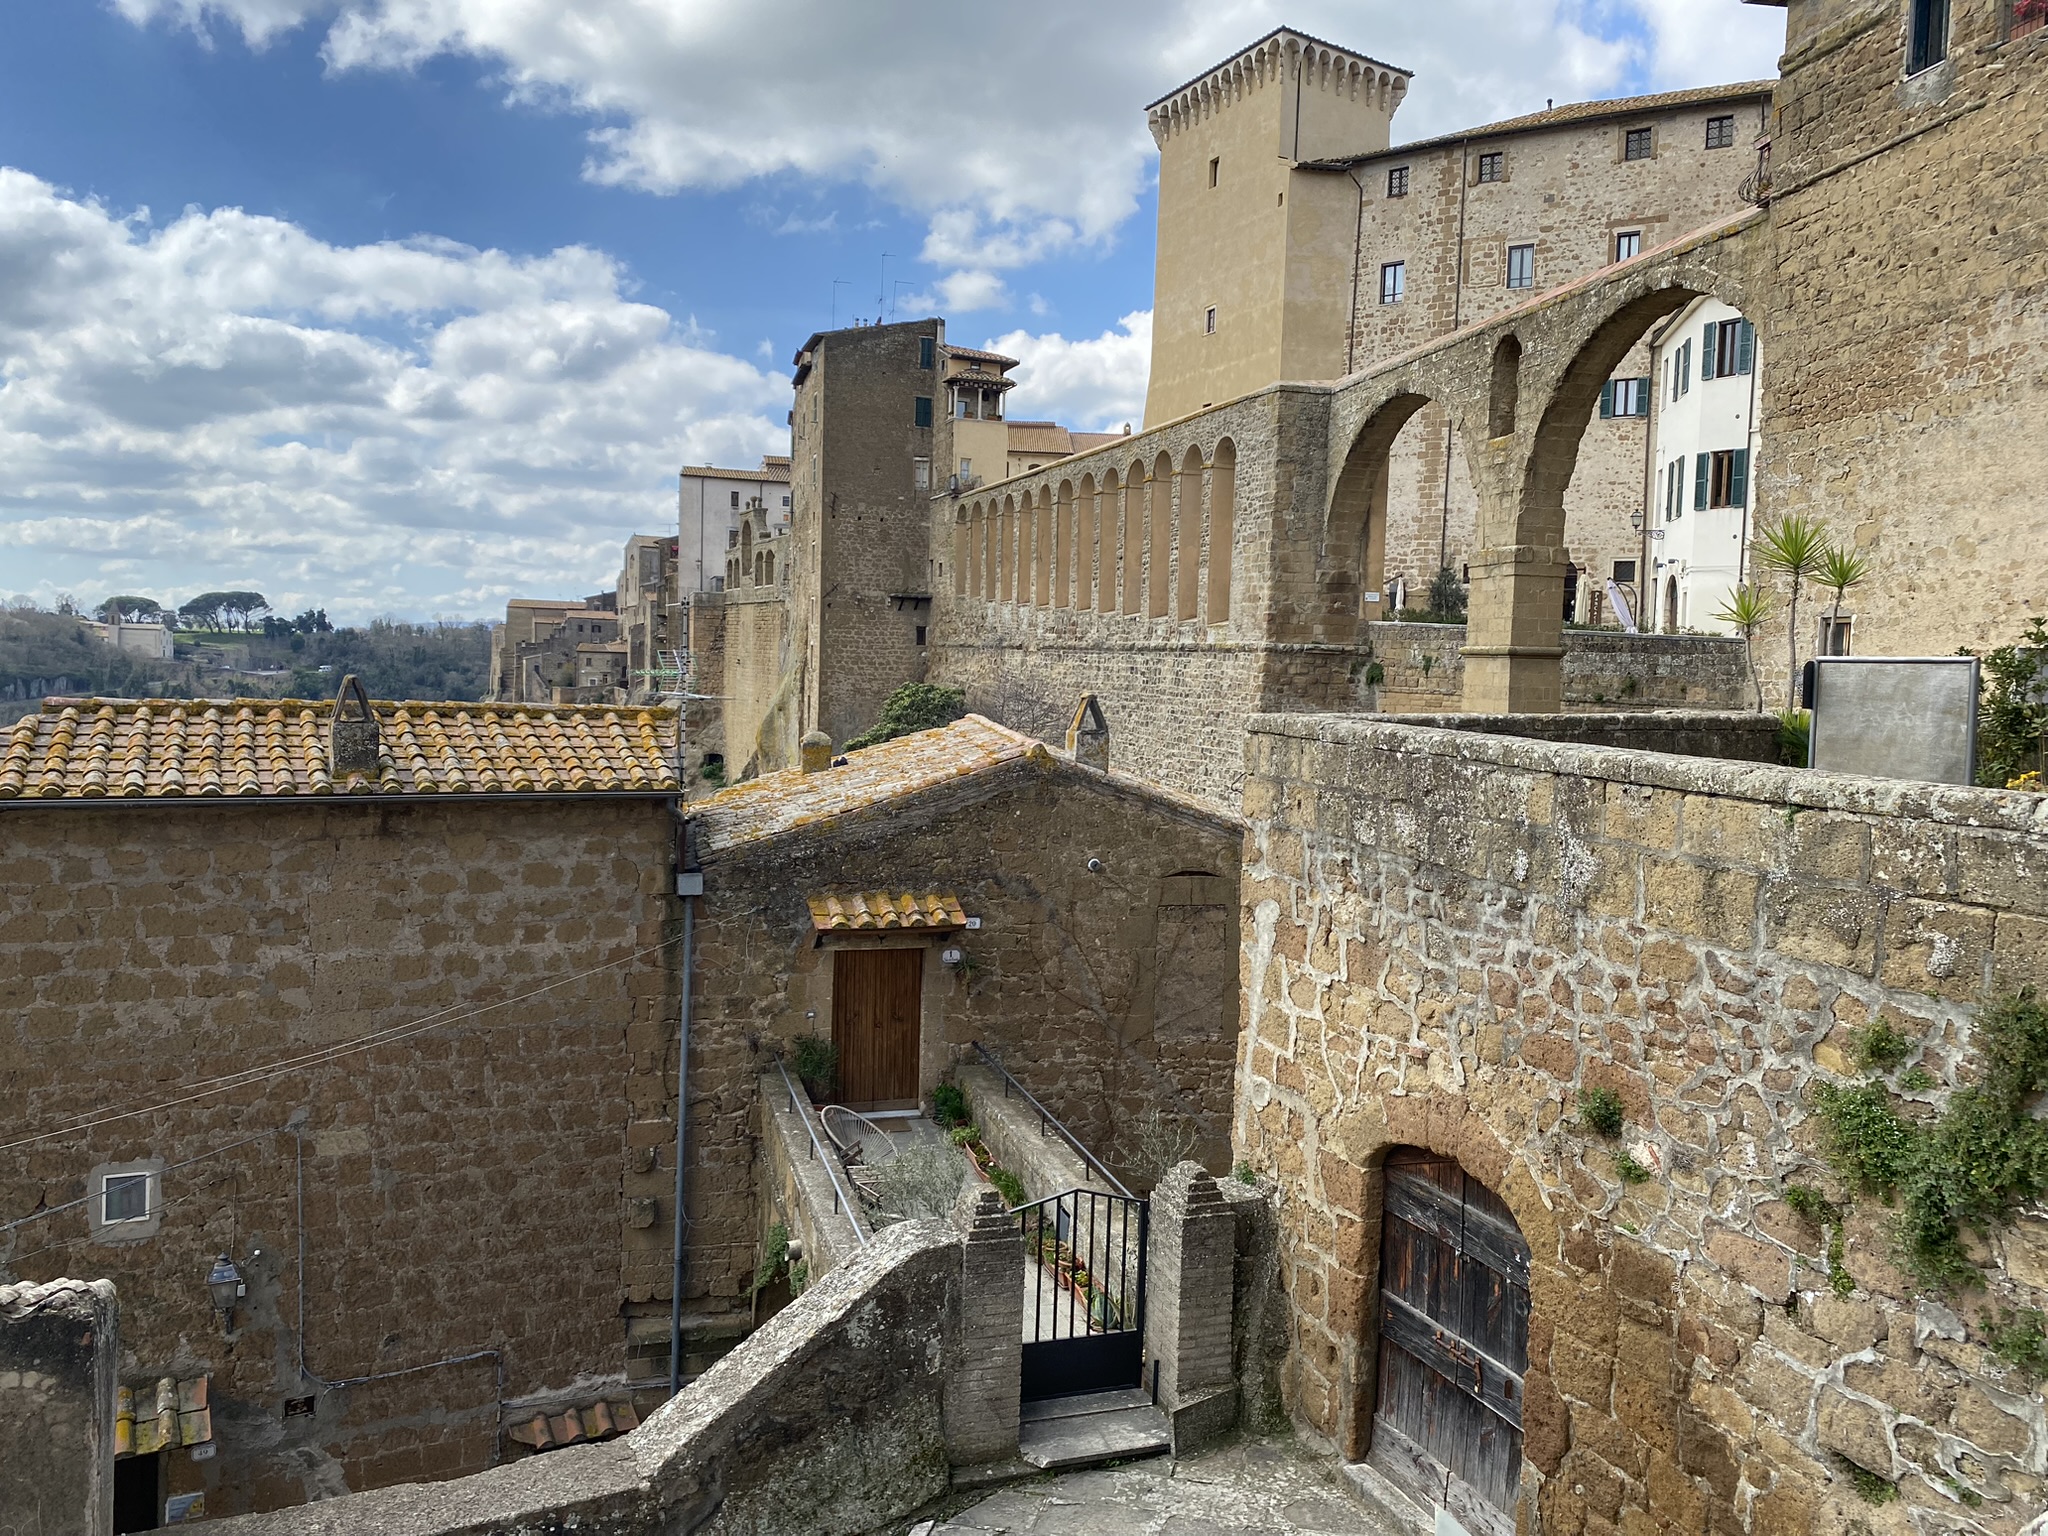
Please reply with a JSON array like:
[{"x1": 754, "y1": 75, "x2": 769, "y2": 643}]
[
  {"x1": 1853, "y1": 1018, "x2": 1914, "y2": 1072},
  {"x1": 1233, "y1": 1161, "x2": 1259, "y2": 1185},
  {"x1": 751, "y1": 1223, "x2": 790, "y2": 1296},
  {"x1": 845, "y1": 683, "x2": 967, "y2": 751},
  {"x1": 948, "y1": 1124, "x2": 978, "y2": 1147},
  {"x1": 986, "y1": 1166, "x2": 1027, "y2": 1209},
  {"x1": 792, "y1": 1036, "x2": 837, "y2": 1096},
  {"x1": 931, "y1": 1082, "x2": 968, "y2": 1127},
  {"x1": 1979, "y1": 1307, "x2": 2048, "y2": 1377},
  {"x1": 1810, "y1": 1081, "x2": 1914, "y2": 1196},
  {"x1": 1614, "y1": 1152, "x2": 1652, "y2": 1185},
  {"x1": 1579, "y1": 1085, "x2": 1626, "y2": 1139},
  {"x1": 1964, "y1": 616, "x2": 2048, "y2": 788},
  {"x1": 1782, "y1": 1183, "x2": 1835, "y2": 1225},
  {"x1": 1777, "y1": 708, "x2": 1811, "y2": 767},
  {"x1": 1841, "y1": 1460, "x2": 1897, "y2": 1505}
]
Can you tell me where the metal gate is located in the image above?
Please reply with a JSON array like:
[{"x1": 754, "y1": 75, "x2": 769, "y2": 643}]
[{"x1": 1015, "y1": 1189, "x2": 1147, "y2": 1402}]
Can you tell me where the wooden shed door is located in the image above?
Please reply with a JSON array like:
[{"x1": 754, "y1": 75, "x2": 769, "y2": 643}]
[
  {"x1": 831, "y1": 949, "x2": 922, "y2": 1109},
  {"x1": 1371, "y1": 1148, "x2": 1531, "y2": 1536}
]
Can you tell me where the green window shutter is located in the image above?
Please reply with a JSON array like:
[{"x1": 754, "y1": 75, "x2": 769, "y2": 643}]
[
  {"x1": 1701, "y1": 322, "x2": 1718, "y2": 380},
  {"x1": 1736, "y1": 320, "x2": 1755, "y2": 374},
  {"x1": 1693, "y1": 453, "x2": 1709, "y2": 511},
  {"x1": 1600, "y1": 381, "x2": 1615, "y2": 418},
  {"x1": 1730, "y1": 448, "x2": 1750, "y2": 507},
  {"x1": 1633, "y1": 377, "x2": 1651, "y2": 416}
]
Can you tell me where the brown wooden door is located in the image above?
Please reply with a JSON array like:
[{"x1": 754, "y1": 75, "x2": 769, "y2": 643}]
[
  {"x1": 1371, "y1": 1148, "x2": 1531, "y2": 1536},
  {"x1": 830, "y1": 948, "x2": 922, "y2": 1108}
]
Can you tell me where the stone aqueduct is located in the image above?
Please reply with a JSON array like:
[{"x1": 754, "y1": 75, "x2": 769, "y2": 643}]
[{"x1": 942, "y1": 208, "x2": 1765, "y2": 719}]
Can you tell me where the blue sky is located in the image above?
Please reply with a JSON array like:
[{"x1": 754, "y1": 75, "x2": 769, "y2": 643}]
[{"x1": 0, "y1": 0, "x2": 1784, "y2": 623}]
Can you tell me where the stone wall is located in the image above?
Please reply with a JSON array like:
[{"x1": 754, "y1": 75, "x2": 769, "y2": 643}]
[
  {"x1": 756, "y1": 1070, "x2": 868, "y2": 1283},
  {"x1": 1372, "y1": 709, "x2": 1781, "y2": 763},
  {"x1": 0, "y1": 1277, "x2": 119, "y2": 1536},
  {"x1": 1236, "y1": 711, "x2": 2048, "y2": 1535},
  {"x1": 199, "y1": 1219, "x2": 995, "y2": 1536},
  {"x1": 1367, "y1": 621, "x2": 1753, "y2": 713},
  {"x1": 957, "y1": 1062, "x2": 1104, "y2": 1202},
  {"x1": 1760, "y1": 0, "x2": 2048, "y2": 669},
  {"x1": 0, "y1": 798, "x2": 678, "y2": 1518},
  {"x1": 689, "y1": 586, "x2": 790, "y2": 780}
]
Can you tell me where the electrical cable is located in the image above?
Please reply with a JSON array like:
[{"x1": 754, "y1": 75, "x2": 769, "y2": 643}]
[
  {"x1": 0, "y1": 935, "x2": 681, "y2": 1156},
  {"x1": 0, "y1": 1128, "x2": 283, "y2": 1237}
]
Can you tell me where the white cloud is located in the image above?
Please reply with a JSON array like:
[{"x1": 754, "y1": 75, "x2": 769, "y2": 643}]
[
  {"x1": 114, "y1": 2, "x2": 1788, "y2": 284},
  {"x1": 990, "y1": 312, "x2": 1151, "y2": 434},
  {"x1": 904, "y1": 270, "x2": 1010, "y2": 316},
  {"x1": 0, "y1": 169, "x2": 787, "y2": 621}
]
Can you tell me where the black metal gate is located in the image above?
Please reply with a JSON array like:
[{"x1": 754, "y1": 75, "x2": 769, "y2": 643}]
[{"x1": 1015, "y1": 1189, "x2": 1148, "y2": 1402}]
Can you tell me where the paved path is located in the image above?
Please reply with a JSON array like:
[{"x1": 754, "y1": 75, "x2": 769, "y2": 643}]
[{"x1": 932, "y1": 1437, "x2": 1407, "y2": 1536}]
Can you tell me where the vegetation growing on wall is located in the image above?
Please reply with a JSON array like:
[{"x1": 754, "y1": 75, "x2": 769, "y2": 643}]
[
  {"x1": 1810, "y1": 989, "x2": 2048, "y2": 1289},
  {"x1": 1965, "y1": 615, "x2": 2048, "y2": 789},
  {"x1": 845, "y1": 683, "x2": 967, "y2": 750}
]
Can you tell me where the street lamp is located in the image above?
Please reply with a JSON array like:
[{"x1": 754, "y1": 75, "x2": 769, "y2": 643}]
[{"x1": 206, "y1": 1254, "x2": 244, "y2": 1332}]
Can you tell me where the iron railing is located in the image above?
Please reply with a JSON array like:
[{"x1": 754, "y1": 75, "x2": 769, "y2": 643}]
[
  {"x1": 773, "y1": 1058, "x2": 868, "y2": 1246},
  {"x1": 969, "y1": 1041, "x2": 1132, "y2": 1198}
]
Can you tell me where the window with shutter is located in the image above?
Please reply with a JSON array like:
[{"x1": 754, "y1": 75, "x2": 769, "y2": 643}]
[
  {"x1": 1701, "y1": 323, "x2": 1718, "y2": 380},
  {"x1": 1729, "y1": 448, "x2": 1750, "y2": 507},
  {"x1": 1693, "y1": 454, "x2": 1709, "y2": 510},
  {"x1": 1735, "y1": 320, "x2": 1755, "y2": 375},
  {"x1": 1600, "y1": 382, "x2": 1615, "y2": 418}
]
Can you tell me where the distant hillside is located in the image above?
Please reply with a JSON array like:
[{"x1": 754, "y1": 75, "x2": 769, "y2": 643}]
[{"x1": 0, "y1": 609, "x2": 495, "y2": 724}]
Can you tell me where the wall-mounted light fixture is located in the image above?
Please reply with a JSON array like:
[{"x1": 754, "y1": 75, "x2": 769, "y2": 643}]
[{"x1": 206, "y1": 1254, "x2": 244, "y2": 1333}]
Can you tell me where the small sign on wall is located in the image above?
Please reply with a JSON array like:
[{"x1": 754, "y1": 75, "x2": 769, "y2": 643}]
[{"x1": 1807, "y1": 657, "x2": 1979, "y2": 785}]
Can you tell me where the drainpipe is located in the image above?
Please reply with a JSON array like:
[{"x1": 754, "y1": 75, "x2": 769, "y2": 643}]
[
  {"x1": 669, "y1": 808, "x2": 701, "y2": 1398},
  {"x1": 1345, "y1": 167, "x2": 1367, "y2": 376}
]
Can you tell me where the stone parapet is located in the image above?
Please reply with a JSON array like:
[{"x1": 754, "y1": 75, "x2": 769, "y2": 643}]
[
  {"x1": 757, "y1": 1070, "x2": 868, "y2": 1283},
  {"x1": 0, "y1": 1277, "x2": 119, "y2": 1536}
]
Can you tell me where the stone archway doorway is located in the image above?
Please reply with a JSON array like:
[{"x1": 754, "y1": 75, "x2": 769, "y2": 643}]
[{"x1": 1368, "y1": 1147, "x2": 1531, "y2": 1536}]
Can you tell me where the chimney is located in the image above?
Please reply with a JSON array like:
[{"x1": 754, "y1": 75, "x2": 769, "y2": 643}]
[
  {"x1": 800, "y1": 730, "x2": 834, "y2": 774},
  {"x1": 1066, "y1": 694, "x2": 1109, "y2": 773},
  {"x1": 329, "y1": 675, "x2": 380, "y2": 776}
]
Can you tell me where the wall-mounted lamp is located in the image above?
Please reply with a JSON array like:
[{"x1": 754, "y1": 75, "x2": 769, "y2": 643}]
[{"x1": 206, "y1": 1253, "x2": 244, "y2": 1332}]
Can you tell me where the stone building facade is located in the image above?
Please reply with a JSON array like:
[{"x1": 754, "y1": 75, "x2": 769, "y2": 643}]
[
  {"x1": 0, "y1": 696, "x2": 686, "y2": 1518},
  {"x1": 1235, "y1": 710, "x2": 2048, "y2": 1536}
]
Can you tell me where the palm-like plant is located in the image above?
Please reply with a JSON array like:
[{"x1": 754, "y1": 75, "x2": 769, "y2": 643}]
[
  {"x1": 1814, "y1": 546, "x2": 1869, "y2": 650},
  {"x1": 1714, "y1": 584, "x2": 1775, "y2": 712},
  {"x1": 1754, "y1": 516, "x2": 1832, "y2": 701}
]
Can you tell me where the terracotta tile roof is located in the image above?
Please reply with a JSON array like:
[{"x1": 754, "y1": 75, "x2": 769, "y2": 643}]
[
  {"x1": 682, "y1": 462, "x2": 792, "y2": 483},
  {"x1": 0, "y1": 697, "x2": 680, "y2": 801},
  {"x1": 808, "y1": 891, "x2": 968, "y2": 932},
  {"x1": 506, "y1": 1397, "x2": 640, "y2": 1452},
  {"x1": 694, "y1": 715, "x2": 1044, "y2": 850},
  {"x1": 944, "y1": 344, "x2": 1021, "y2": 367},
  {"x1": 1324, "y1": 81, "x2": 1775, "y2": 166},
  {"x1": 117, "y1": 1376, "x2": 210, "y2": 1458}
]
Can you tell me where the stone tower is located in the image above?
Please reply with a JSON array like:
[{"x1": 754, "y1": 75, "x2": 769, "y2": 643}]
[{"x1": 1143, "y1": 28, "x2": 1411, "y2": 427}]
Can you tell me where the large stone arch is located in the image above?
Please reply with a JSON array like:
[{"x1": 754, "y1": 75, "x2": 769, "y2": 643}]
[{"x1": 1320, "y1": 391, "x2": 1436, "y2": 645}]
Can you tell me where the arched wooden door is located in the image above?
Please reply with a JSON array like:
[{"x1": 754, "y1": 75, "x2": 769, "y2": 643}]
[{"x1": 1370, "y1": 1148, "x2": 1531, "y2": 1536}]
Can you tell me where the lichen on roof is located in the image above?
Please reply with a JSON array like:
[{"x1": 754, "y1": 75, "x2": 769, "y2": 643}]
[{"x1": 0, "y1": 696, "x2": 680, "y2": 802}]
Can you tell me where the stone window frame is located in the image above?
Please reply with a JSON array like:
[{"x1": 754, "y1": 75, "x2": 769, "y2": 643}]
[
  {"x1": 88, "y1": 1158, "x2": 166, "y2": 1245},
  {"x1": 1907, "y1": 0, "x2": 1952, "y2": 74},
  {"x1": 1505, "y1": 243, "x2": 1536, "y2": 291},
  {"x1": 1386, "y1": 165, "x2": 1409, "y2": 198},
  {"x1": 1379, "y1": 262, "x2": 1406, "y2": 305},
  {"x1": 1705, "y1": 114, "x2": 1737, "y2": 150},
  {"x1": 1614, "y1": 229, "x2": 1642, "y2": 263},
  {"x1": 1622, "y1": 125, "x2": 1655, "y2": 162},
  {"x1": 1474, "y1": 150, "x2": 1504, "y2": 185}
]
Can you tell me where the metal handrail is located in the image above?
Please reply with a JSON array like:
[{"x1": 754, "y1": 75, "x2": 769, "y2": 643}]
[
  {"x1": 969, "y1": 1041, "x2": 1133, "y2": 1198},
  {"x1": 773, "y1": 1058, "x2": 868, "y2": 1246}
]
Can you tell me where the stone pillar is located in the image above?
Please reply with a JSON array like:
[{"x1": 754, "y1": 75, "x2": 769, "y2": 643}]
[
  {"x1": 800, "y1": 730, "x2": 834, "y2": 774},
  {"x1": 1144, "y1": 1161, "x2": 1239, "y2": 1452},
  {"x1": 1461, "y1": 543, "x2": 1571, "y2": 712},
  {"x1": 944, "y1": 1187, "x2": 1022, "y2": 1471},
  {"x1": 0, "y1": 1277, "x2": 119, "y2": 1536}
]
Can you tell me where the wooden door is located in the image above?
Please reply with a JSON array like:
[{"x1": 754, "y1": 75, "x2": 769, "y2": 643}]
[
  {"x1": 830, "y1": 949, "x2": 922, "y2": 1109},
  {"x1": 1371, "y1": 1148, "x2": 1531, "y2": 1536}
]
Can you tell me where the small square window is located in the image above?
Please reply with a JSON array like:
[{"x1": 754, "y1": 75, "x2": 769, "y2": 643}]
[
  {"x1": 782, "y1": 496, "x2": 790, "y2": 508},
  {"x1": 89, "y1": 1160, "x2": 164, "y2": 1243},
  {"x1": 1380, "y1": 262, "x2": 1405, "y2": 305},
  {"x1": 1387, "y1": 166, "x2": 1409, "y2": 197},
  {"x1": 1208, "y1": 157, "x2": 1220, "y2": 188},
  {"x1": 1204, "y1": 306, "x2": 1217, "y2": 335},
  {"x1": 104, "y1": 1174, "x2": 150, "y2": 1224},
  {"x1": 1705, "y1": 115, "x2": 1736, "y2": 150},
  {"x1": 1614, "y1": 230, "x2": 1641, "y2": 262},
  {"x1": 1506, "y1": 243, "x2": 1535, "y2": 290},
  {"x1": 1476, "y1": 152, "x2": 1503, "y2": 184},
  {"x1": 1612, "y1": 560, "x2": 1638, "y2": 585},
  {"x1": 1624, "y1": 127, "x2": 1654, "y2": 161}
]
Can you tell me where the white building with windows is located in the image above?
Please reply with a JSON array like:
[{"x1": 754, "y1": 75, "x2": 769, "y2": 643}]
[
  {"x1": 679, "y1": 456, "x2": 791, "y2": 593},
  {"x1": 1645, "y1": 297, "x2": 1761, "y2": 636}
]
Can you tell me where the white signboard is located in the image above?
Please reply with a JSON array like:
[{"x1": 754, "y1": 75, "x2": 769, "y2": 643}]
[{"x1": 1808, "y1": 657, "x2": 1979, "y2": 785}]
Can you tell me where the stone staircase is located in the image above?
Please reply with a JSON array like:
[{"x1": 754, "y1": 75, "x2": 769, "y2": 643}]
[{"x1": 1016, "y1": 1388, "x2": 1172, "y2": 1470}]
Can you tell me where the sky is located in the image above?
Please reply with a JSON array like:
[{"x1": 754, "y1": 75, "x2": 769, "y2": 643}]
[{"x1": 0, "y1": 0, "x2": 1786, "y2": 624}]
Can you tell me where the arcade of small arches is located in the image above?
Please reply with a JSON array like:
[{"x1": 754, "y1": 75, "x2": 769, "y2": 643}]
[{"x1": 952, "y1": 441, "x2": 1238, "y2": 628}]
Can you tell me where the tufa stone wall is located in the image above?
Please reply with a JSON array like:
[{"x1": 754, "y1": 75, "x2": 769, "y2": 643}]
[
  {"x1": 0, "y1": 798, "x2": 677, "y2": 1518},
  {"x1": 1236, "y1": 711, "x2": 2048, "y2": 1536},
  {"x1": 688, "y1": 585, "x2": 790, "y2": 782},
  {"x1": 1365, "y1": 621, "x2": 1753, "y2": 713},
  {"x1": 0, "y1": 1277, "x2": 119, "y2": 1536}
]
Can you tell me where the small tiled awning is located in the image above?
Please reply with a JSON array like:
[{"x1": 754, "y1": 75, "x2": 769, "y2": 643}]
[
  {"x1": 116, "y1": 1376, "x2": 210, "y2": 1457},
  {"x1": 506, "y1": 1398, "x2": 641, "y2": 1452},
  {"x1": 808, "y1": 891, "x2": 968, "y2": 934}
]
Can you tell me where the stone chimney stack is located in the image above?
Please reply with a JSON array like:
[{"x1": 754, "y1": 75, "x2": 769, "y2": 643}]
[
  {"x1": 799, "y1": 730, "x2": 834, "y2": 775},
  {"x1": 1066, "y1": 694, "x2": 1109, "y2": 773},
  {"x1": 329, "y1": 675, "x2": 380, "y2": 776}
]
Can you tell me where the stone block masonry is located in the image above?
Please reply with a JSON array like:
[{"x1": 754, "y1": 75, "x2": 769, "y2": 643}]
[
  {"x1": 1236, "y1": 711, "x2": 2048, "y2": 1536},
  {"x1": 0, "y1": 798, "x2": 679, "y2": 1518},
  {"x1": 0, "y1": 1277, "x2": 119, "y2": 1536}
]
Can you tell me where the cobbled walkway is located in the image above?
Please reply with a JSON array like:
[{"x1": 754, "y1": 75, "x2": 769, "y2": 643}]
[{"x1": 930, "y1": 1437, "x2": 1411, "y2": 1536}]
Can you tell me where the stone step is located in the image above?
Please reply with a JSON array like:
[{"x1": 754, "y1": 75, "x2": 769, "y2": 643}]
[{"x1": 1017, "y1": 1391, "x2": 1172, "y2": 1470}]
